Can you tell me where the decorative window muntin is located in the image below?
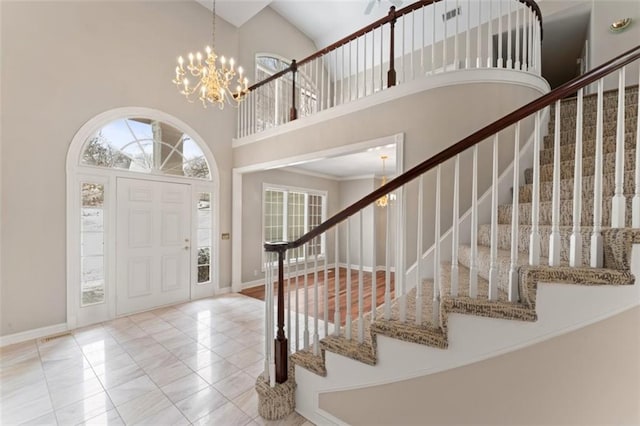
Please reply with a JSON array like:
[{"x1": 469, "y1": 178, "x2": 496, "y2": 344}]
[
  {"x1": 197, "y1": 192, "x2": 213, "y2": 284},
  {"x1": 80, "y1": 118, "x2": 211, "y2": 180},
  {"x1": 81, "y1": 182, "x2": 106, "y2": 306}
]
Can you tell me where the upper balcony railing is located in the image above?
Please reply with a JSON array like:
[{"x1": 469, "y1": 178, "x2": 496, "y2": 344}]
[{"x1": 237, "y1": 0, "x2": 543, "y2": 139}]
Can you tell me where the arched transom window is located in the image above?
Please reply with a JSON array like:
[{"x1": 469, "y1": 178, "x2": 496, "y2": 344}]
[{"x1": 81, "y1": 118, "x2": 211, "y2": 180}]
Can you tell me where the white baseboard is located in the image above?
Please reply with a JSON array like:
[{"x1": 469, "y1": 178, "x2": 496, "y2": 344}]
[{"x1": 0, "y1": 323, "x2": 68, "y2": 348}]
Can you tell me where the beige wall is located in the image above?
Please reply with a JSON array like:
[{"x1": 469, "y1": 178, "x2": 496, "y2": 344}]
[
  {"x1": 240, "y1": 169, "x2": 340, "y2": 283},
  {"x1": 337, "y1": 179, "x2": 375, "y2": 268},
  {"x1": 320, "y1": 306, "x2": 640, "y2": 425}
]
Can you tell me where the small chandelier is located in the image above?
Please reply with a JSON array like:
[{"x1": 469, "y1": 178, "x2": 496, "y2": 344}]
[
  {"x1": 376, "y1": 155, "x2": 396, "y2": 208},
  {"x1": 172, "y1": 0, "x2": 249, "y2": 109}
]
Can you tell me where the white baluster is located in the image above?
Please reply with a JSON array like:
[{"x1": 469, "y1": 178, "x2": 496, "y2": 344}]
[
  {"x1": 385, "y1": 199, "x2": 392, "y2": 320},
  {"x1": 509, "y1": 122, "x2": 521, "y2": 302},
  {"x1": 416, "y1": 174, "x2": 424, "y2": 325},
  {"x1": 506, "y1": 0, "x2": 512, "y2": 69},
  {"x1": 313, "y1": 237, "x2": 320, "y2": 355},
  {"x1": 432, "y1": 2, "x2": 437, "y2": 73},
  {"x1": 476, "y1": 0, "x2": 482, "y2": 68},
  {"x1": 303, "y1": 246, "x2": 310, "y2": 348},
  {"x1": 346, "y1": 218, "x2": 352, "y2": 339},
  {"x1": 294, "y1": 242, "x2": 300, "y2": 350},
  {"x1": 433, "y1": 166, "x2": 442, "y2": 324},
  {"x1": 488, "y1": 135, "x2": 499, "y2": 300},
  {"x1": 487, "y1": 0, "x2": 493, "y2": 68},
  {"x1": 324, "y1": 235, "x2": 329, "y2": 338},
  {"x1": 549, "y1": 101, "x2": 562, "y2": 266},
  {"x1": 334, "y1": 226, "x2": 341, "y2": 336},
  {"x1": 380, "y1": 25, "x2": 384, "y2": 89},
  {"x1": 402, "y1": 14, "x2": 406, "y2": 82},
  {"x1": 451, "y1": 155, "x2": 460, "y2": 297},
  {"x1": 412, "y1": 12, "x2": 416, "y2": 79},
  {"x1": 287, "y1": 255, "x2": 292, "y2": 354},
  {"x1": 469, "y1": 145, "x2": 479, "y2": 298},
  {"x1": 591, "y1": 79, "x2": 604, "y2": 268},
  {"x1": 528, "y1": 10, "x2": 533, "y2": 72},
  {"x1": 358, "y1": 211, "x2": 364, "y2": 343},
  {"x1": 342, "y1": 44, "x2": 346, "y2": 105},
  {"x1": 263, "y1": 253, "x2": 271, "y2": 382},
  {"x1": 465, "y1": 0, "x2": 471, "y2": 69},
  {"x1": 634, "y1": 66, "x2": 640, "y2": 228},
  {"x1": 422, "y1": 6, "x2": 426, "y2": 73},
  {"x1": 497, "y1": 0, "x2": 503, "y2": 68},
  {"x1": 454, "y1": 0, "x2": 459, "y2": 70},
  {"x1": 523, "y1": 7, "x2": 529, "y2": 71},
  {"x1": 529, "y1": 110, "x2": 542, "y2": 265},
  {"x1": 371, "y1": 205, "x2": 377, "y2": 322},
  {"x1": 515, "y1": 4, "x2": 521, "y2": 70},
  {"x1": 443, "y1": 0, "x2": 447, "y2": 70},
  {"x1": 364, "y1": 34, "x2": 368, "y2": 97},
  {"x1": 612, "y1": 67, "x2": 627, "y2": 227},
  {"x1": 352, "y1": 40, "x2": 355, "y2": 101},
  {"x1": 570, "y1": 89, "x2": 584, "y2": 267}
]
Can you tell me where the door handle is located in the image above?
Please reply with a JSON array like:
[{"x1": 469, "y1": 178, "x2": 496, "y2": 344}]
[{"x1": 184, "y1": 246, "x2": 190, "y2": 251}]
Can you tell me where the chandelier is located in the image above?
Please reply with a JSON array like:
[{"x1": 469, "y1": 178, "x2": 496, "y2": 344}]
[
  {"x1": 376, "y1": 155, "x2": 396, "y2": 208},
  {"x1": 172, "y1": 0, "x2": 249, "y2": 109}
]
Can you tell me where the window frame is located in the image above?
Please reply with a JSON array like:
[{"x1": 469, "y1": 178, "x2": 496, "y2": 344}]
[{"x1": 262, "y1": 183, "x2": 327, "y2": 267}]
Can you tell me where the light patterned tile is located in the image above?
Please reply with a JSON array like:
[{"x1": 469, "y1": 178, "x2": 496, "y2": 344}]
[
  {"x1": 49, "y1": 376, "x2": 105, "y2": 410},
  {"x1": 106, "y1": 374, "x2": 158, "y2": 407},
  {"x1": 115, "y1": 389, "x2": 172, "y2": 425},
  {"x1": 81, "y1": 408, "x2": 124, "y2": 426},
  {"x1": 145, "y1": 359, "x2": 192, "y2": 387},
  {"x1": 169, "y1": 341, "x2": 207, "y2": 360},
  {"x1": 18, "y1": 410, "x2": 58, "y2": 425},
  {"x1": 251, "y1": 411, "x2": 309, "y2": 426},
  {"x1": 182, "y1": 349, "x2": 223, "y2": 371},
  {"x1": 232, "y1": 388, "x2": 259, "y2": 419},
  {"x1": 160, "y1": 372, "x2": 209, "y2": 403},
  {"x1": 192, "y1": 401, "x2": 252, "y2": 426},
  {"x1": 46, "y1": 366, "x2": 97, "y2": 391},
  {"x1": 0, "y1": 392, "x2": 53, "y2": 425},
  {"x1": 97, "y1": 363, "x2": 146, "y2": 390},
  {"x1": 243, "y1": 359, "x2": 267, "y2": 378},
  {"x1": 132, "y1": 403, "x2": 190, "y2": 426},
  {"x1": 226, "y1": 347, "x2": 264, "y2": 370},
  {"x1": 174, "y1": 386, "x2": 227, "y2": 423},
  {"x1": 196, "y1": 360, "x2": 239, "y2": 385},
  {"x1": 54, "y1": 391, "x2": 113, "y2": 426},
  {"x1": 83, "y1": 345, "x2": 128, "y2": 367},
  {"x1": 212, "y1": 370, "x2": 256, "y2": 400},
  {"x1": 211, "y1": 339, "x2": 251, "y2": 358}
]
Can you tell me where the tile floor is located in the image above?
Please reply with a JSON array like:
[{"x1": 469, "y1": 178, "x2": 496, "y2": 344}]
[{"x1": 0, "y1": 294, "x2": 313, "y2": 426}]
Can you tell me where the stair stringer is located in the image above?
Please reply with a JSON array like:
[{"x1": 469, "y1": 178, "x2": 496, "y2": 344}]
[
  {"x1": 404, "y1": 107, "x2": 551, "y2": 289},
  {"x1": 295, "y1": 245, "x2": 640, "y2": 425}
]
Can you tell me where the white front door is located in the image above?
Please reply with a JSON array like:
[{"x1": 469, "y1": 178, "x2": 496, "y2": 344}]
[{"x1": 116, "y1": 178, "x2": 191, "y2": 316}]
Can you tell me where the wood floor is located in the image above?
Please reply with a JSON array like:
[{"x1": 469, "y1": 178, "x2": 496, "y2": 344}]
[{"x1": 241, "y1": 267, "x2": 395, "y2": 323}]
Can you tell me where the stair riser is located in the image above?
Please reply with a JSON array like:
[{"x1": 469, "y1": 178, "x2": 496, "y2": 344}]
[
  {"x1": 498, "y1": 197, "x2": 635, "y2": 226},
  {"x1": 549, "y1": 106, "x2": 637, "y2": 132},
  {"x1": 539, "y1": 136, "x2": 636, "y2": 166},
  {"x1": 525, "y1": 149, "x2": 636, "y2": 184},
  {"x1": 477, "y1": 225, "x2": 592, "y2": 265},
  {"x1": 543, "y1": 125, "x2": 636, "y2": 149},
  {"x1": 552, "y1": 90, "x2": 638, "y2": 115},
  {"x1": 519, "y1": 171, "x2": 636, "y2": 203},
  {"x1": 457, "y1": 245, "x2": 519, "y2": 293}
]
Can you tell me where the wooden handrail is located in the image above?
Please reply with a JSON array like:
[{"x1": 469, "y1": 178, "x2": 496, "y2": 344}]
[
  {"x1": 248, "y1": 0, "x2": 543, "y2": 92},
  {"x1": 265, "y1": 44, "x2": 640, "y2": 253}
]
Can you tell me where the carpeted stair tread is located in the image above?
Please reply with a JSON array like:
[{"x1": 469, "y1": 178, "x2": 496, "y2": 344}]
[
  {"x1": 319, "y1": 334, "x2": 377, "y2": 366},
  {"x1": 439, "y1": 263, "x2": 537, "y2": 325},
  {"x1": 519, "y1": 170, "x2": 636, "y2": 203},
  {"x1": 499, "y1": 195, "x2": 635, "y2": 226},
  {"x1": 458, "y1": 243, "x2": 550, "y2": 292},
  {"x1": 290, "y1": 349, "x2": 326, "y2": 377},
  {"x1": 543, "y1": 128, "x2": 635, "y2": 149},
  {"x1": 525, "y1": 147, "x2": 636, "y2": 184},
  {"x1": 549, "y1": 105, "x2": 638, "y2": 132}
]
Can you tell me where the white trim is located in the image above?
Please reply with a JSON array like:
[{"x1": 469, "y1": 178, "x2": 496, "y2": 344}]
[
  {"x1": 338, "y1": 174, "x2": 376, "y2": 182},
  {"x1": 278, "y1": 167, "x2": 338, "y2": 181},
  {"x1": 66, "y1": 107, "x2": 220, "y2": 328},
  {"x1": 233, "y1": 68, "x2": 549, "y2": 148},
  {"x1": 0, "y1": 323, "x2": 68, "y2": 348}
]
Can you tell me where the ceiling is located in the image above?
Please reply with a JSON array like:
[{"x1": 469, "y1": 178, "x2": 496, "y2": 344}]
[{"x1": 281, "y1": 143, "x2": 397, "y2": 179}]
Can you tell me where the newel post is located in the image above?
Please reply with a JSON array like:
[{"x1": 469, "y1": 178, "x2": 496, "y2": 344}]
[
  {"x1": 289, "y1": 60, "x2": 298, "y2": 121},
  {"x1": 387, "y1": 6, "x2": 397, "y2": 87},
  {"x1": 273, "y1": 243, "x2": 289, "y2": 383}
]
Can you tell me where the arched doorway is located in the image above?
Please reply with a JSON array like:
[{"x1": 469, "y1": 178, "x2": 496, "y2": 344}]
[{"x1": 66, "y1": 107, "x2": 219, "y2": 328}]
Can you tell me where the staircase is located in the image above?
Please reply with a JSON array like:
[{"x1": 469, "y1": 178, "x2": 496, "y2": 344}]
[{"x1": 257, "y1": 46, "x2": 640, "y2": 423}]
